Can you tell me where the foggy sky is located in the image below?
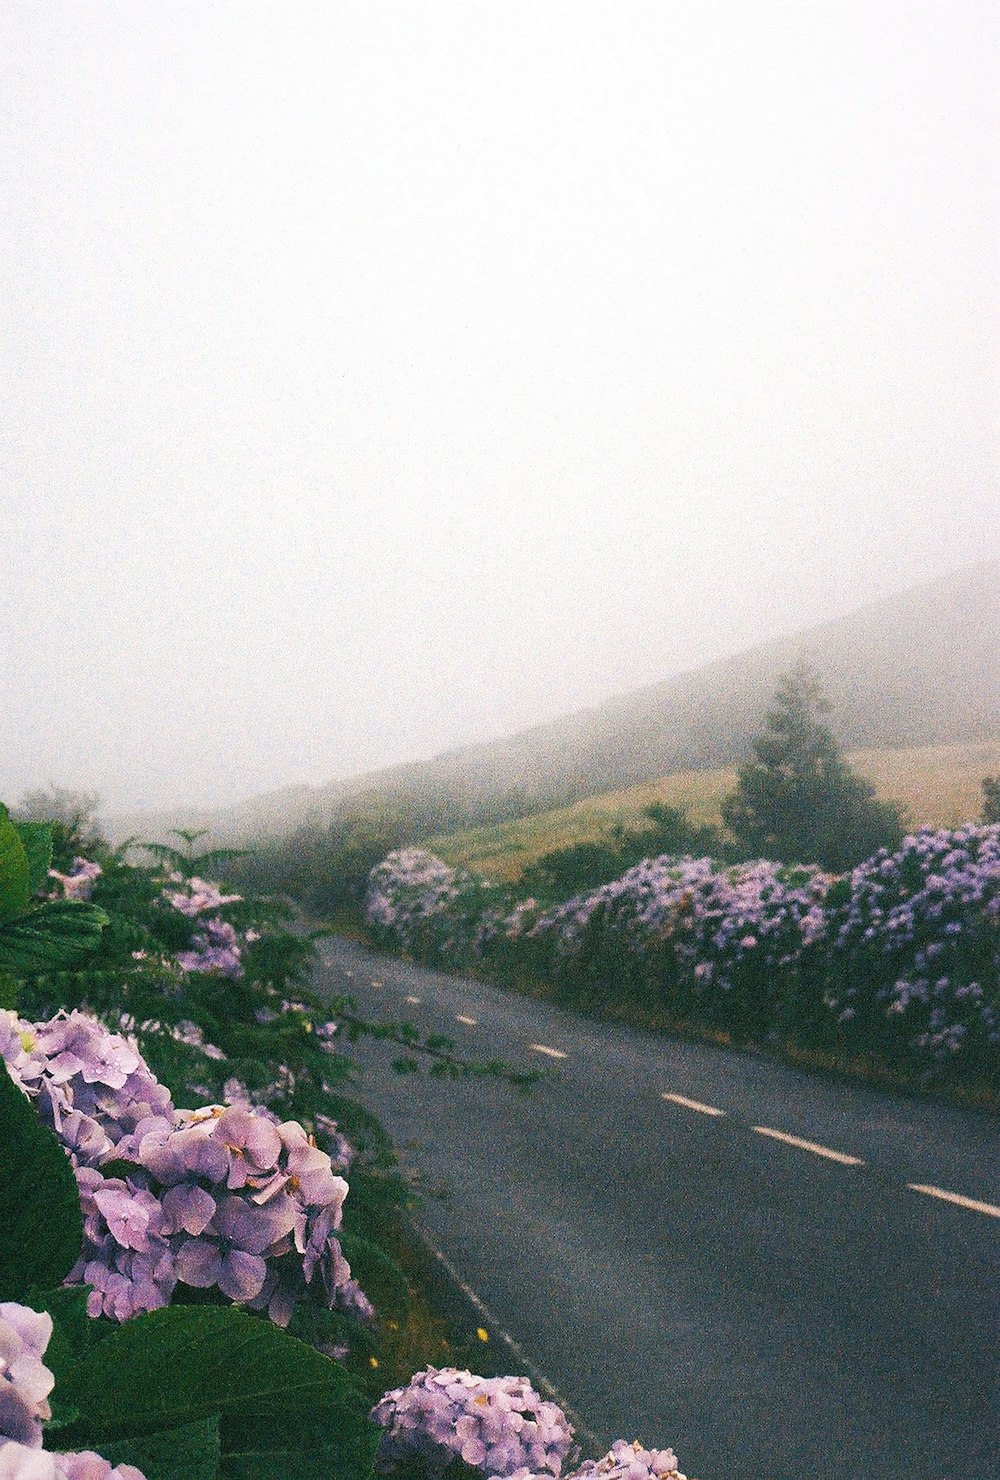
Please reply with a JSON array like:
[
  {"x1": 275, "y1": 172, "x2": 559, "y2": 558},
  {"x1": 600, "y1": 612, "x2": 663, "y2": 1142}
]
[{"x1": 2, "y1": 1, "x2": 997, "y2": 812}]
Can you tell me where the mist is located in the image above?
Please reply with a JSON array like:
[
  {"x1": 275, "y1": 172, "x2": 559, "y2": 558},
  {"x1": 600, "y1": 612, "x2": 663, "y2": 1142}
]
[{"x1": 2, "y1": 1, "x2": 997, "y2": 813}]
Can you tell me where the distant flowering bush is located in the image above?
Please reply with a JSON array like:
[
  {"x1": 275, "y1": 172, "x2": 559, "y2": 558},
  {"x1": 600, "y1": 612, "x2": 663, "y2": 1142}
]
[
  {"x1": 820, "y1": 825, "x2": 1000, "y2": 1063},
  {"x1": 367, "y1": 834, "x2": 1000, "y2": 1076},
  {"x1": 367, "y1": 850, "x2": 503, "y2": 961},
  {"x1": 0, "y1": 1302, "x2": 145, "y2": 1479}
]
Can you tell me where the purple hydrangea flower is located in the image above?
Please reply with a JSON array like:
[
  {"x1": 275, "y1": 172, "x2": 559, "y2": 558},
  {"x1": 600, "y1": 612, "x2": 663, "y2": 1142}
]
[
  {"x1": 571, "y1": 1439, "x2": 687, "y2": 1480},
  {"x1": 371, "y1": 1368, "x2": 576, "y2": 1479},
  {"x1": 67, "y1": 1107, "x2": 363, "y2": 1331},
  {"x1": 0, "y1": 1305, "x2": 54, "y2": 1448}
]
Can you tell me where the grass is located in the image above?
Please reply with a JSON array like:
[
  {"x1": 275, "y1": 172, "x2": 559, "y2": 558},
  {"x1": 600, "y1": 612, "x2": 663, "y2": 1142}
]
[{"x1": 431, "y1": 739, "x2": 1000, "y2": 881}]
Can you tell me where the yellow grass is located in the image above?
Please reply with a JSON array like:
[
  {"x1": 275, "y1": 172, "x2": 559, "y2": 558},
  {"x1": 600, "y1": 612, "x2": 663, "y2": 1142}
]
[{"x1": 431, "y1": 740, "x2": 1000, "y2": 882}]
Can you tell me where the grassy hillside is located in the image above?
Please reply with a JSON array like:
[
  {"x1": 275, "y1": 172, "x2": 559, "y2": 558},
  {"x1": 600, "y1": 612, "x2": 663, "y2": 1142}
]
[
  {"x1": 432, "y1": 740, "x2": 1000, "y2": 881},
  {"x1": 107, "y1": 559, "x2": 1000, "y2": 847}
]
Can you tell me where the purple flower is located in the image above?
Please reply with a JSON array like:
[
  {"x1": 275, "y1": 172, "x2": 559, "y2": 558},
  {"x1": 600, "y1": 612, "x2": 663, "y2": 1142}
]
[{"x1": 0, "y1": 1305, "x2": 54, "y2": 1449}]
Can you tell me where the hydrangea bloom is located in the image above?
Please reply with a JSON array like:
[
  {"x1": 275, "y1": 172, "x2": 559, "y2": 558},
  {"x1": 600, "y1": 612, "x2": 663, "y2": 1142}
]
[
  {"x1": 572, "y1": 1440, "x2": 686, "y2": 1480},
  {"x1": 367, "y1": 851, "x2": 499, "y2": 959},
  {"x1": 68, "y1": 1105, "x2": 370, "y2": 1328},
  {"x1": 0, "y1": 1441, "x2": 145, "y2": 1480},
  {"x1": 0, "y1": 1304, "x2": 54, "y2": 1448},
  {"x1": 47, "y1": 859, "x2": 102, "y2": 902},
  {"x1": 0, "y1": 1011, "x2": 173, "y2": 1169},
  {"x1": 0, "y1": 1305, "x2": 145, "y2": 1479},
  {"x1": 371, "y1": 1367, "x2": 576, "y2": 1479},
  {"x1": 821, "y1": 825, "x2": 1000, "y2": 1061}
]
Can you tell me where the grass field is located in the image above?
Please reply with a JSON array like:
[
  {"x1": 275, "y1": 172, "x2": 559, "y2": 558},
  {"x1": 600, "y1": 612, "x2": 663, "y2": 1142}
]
[{"x1": 431, "y1": 740, "x2": 1000, "y2": 882}]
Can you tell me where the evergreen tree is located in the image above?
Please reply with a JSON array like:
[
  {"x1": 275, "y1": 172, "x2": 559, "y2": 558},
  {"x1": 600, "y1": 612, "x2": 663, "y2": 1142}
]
[{"x1": 721, "y1": 663, "x2": 905, "y2": 870}]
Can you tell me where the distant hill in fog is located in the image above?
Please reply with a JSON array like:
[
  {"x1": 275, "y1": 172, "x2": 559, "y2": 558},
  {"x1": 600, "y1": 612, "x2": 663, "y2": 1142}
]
[{"x1": 109, "y1": 558, "x2": 1000, "y2": 845}]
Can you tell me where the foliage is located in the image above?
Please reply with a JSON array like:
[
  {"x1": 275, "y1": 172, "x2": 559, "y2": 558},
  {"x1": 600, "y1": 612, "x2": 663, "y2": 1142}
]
[
  {"x1": 982, "y1": 776, "x2": 1000, "y2": 825},
  {"x1": 520, "y1": 804, "x2": 727, "y2": 899},
  {"x1": 0, "y1": 797, "x2": 691, "y2": 1480},
  {"x1": 721, "y1": 665, "x2": 906, "y2": 871},
  {"x1": 366, "y1": 828, "x2": 1000, "y2": 1081}
]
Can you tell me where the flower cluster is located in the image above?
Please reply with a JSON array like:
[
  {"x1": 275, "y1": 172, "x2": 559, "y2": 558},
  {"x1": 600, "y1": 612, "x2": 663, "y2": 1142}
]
[
  {"x1": 160, "y1": 874, "x2": 257, "y2": 979},
  {"x1": 0, "y1": 1302, "x2": 145, "y2": 1479},
  {"x1": 573, "y1": 1440, "x2": 686, "y2": 1480},
  {"x1": 0, "y1": 1010, "x2": 173, "y2": 1169},
  {"x1": 47, "y1": 859, "x2": 102, "y2": 902},
  {"x1": 371, "y1": 1369, "x2": 688, "y2": 1480},
  {"x1": 367, "y1": 850, "x2": 500, "y2": 959},
  {"x1": 822, "y1": 825, "x2": 1000, "y2": 1059},
  {"x1": 371, "y1": 1367, "x2": 576, "y2": 1478},
  {"x1": 368, "y1": 832, "x2": 1000, "y2": 1072},
  {"x1": 68, "y1": 1104, "x2": 370, "y2": 1328}
]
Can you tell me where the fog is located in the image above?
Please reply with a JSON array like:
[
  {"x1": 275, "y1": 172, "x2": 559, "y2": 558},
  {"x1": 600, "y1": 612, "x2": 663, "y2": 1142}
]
[{"x1": 2, "y1": 1, "x2": 997, "y2": 813}]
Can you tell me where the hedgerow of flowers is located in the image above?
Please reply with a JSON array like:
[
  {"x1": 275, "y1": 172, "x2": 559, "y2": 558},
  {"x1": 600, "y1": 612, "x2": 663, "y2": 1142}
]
[{"x1": 366, "y1": 833, "x2": 1000, "y2": 1074}]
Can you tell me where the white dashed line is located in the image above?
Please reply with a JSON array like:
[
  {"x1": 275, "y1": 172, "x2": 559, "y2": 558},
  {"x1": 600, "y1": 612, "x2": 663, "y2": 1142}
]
[
  {"x1": 907, "y1": 1184, "x2": 1000, "y2": 1219},
  {"x1": 661, "y1": 1092, "x2": 726, "y2": 1117},
  {"x1": 529, "y1": 1043, "x2": 567, "y2": 1059},
  {"x1": 405, "y1": 995, "x2": 422, "y2": 1005},
  {"x1": 455, "y1": 1014, "x2": 478, "y2": 1026},
  {"x1": 752, "y1": 1125, "x2": 864, "y2": 1166}
]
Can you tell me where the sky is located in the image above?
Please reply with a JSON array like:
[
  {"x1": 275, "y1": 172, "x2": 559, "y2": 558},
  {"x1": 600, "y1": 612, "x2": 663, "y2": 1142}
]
[{"x1": 2, "y1": 1, "x2": 997, "y2": 813}]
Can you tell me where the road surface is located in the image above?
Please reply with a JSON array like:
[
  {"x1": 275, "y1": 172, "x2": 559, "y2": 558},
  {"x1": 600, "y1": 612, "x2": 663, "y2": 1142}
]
[{"x1": 314, "y1": 936, "x2": 999, "y2": 1480}]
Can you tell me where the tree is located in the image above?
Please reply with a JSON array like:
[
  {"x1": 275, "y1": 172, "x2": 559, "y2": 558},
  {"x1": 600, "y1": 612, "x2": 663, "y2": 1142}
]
[
  {"x1": 721, "y1": 664, "x2": 906, "y2": 871},
  {"x1": 981, "y1": 776, "x2": 1000, "y2": 825}
]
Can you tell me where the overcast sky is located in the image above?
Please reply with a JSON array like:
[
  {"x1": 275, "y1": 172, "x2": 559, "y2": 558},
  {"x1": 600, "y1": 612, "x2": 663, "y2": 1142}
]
[{"x1": 2, "y1": 1, "x2": 997, "y2": 812}]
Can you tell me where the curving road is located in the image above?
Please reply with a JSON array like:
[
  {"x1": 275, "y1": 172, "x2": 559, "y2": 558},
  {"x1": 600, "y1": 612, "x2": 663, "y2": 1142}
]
[{"x1": 314, "y1": 937, "x2": 999, "y2": 1480}]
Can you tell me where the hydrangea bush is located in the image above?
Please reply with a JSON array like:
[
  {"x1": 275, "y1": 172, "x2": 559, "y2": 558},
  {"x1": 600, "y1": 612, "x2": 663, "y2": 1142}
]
[
  {"x1": 366, "y1": 835, "x2": 1000, "y2": 1077},
  {"x1": 819, "y1": 825, "x2": 1000, "y2": 1067}
]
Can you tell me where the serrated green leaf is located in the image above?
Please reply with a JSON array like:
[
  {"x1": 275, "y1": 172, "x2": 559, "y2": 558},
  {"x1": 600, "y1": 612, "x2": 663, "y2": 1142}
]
[
  {"x1": 0, "y1": 804, "x2": 30, "y2": 922},
  {"x1": 101, "y1": 1417, "x2": 222, "y2": 1480},
  {"x1": 14, "y1": 821, "x2": 54, "y2": 896},
  {"x1": 221, "y1": 1436, "x2": 377, "y2": 1480},
  {"x1": 0, "y1": 1063, "x2": 83, "y2": 1298},
  {"x1": 0, "y1": 898, "x2": 108, "y2": 974},
  {"x1": 63, "y1": 1306, "x2": 363, "y2": 1445}
]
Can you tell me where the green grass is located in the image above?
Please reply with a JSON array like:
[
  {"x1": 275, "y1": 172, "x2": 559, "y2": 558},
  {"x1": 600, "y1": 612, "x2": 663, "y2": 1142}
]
[{"x1": 431, "y1": 740, "x2": 1000, "y2": 882}]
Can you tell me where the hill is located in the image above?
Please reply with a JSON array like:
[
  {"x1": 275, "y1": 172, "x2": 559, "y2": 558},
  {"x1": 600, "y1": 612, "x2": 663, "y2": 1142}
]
[
  {"x1": 431, "y1": 740, "x2": 1000, "y2": 881},
  {"x1": 108, "y1": 558, "x2": 1000, "y2": 845}
]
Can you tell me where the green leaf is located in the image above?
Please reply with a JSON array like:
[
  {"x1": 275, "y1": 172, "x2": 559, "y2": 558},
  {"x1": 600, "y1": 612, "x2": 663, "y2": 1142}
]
[
  {"x1": 337, "y1": 1232, "x2": 409, "y2": 1321},
  {"x1": 63, "y1": 1306, "x2": 364, "y2": 1446},
  {"x1": 0, "y1": 971, "x2": 16, "y2": 1009},
  {"x1": 0, "y1": 804, "x2": 30, "y2": 922},
  {"x1": 0, "y1": 1062, "x2": 83, "y2": 1298},
  {"x1": 0, "y1": 898, "x2": 108, "y2": 974},
  {"x1": 221, "y1": 1437, "x2": 377, "y2": 1480},
  {"x1": 101, "y1": 1417, "x2": 222, "y2": 1480},
  {"x1": 14, "y1": 821, "x2": 54, "y2": 896}
]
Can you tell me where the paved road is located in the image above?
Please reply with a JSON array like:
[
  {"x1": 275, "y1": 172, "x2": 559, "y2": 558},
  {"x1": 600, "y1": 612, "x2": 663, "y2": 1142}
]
[{"x1": 314, "y1": 937, "x2": 999, "y2": 1480}]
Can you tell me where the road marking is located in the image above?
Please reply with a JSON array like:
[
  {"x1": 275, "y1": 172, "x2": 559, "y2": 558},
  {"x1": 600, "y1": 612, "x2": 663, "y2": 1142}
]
[
  {"x1": 661, "y1": 1091, "x2": 725, "y2": 1117},
  {"x1": 455, "y1": 1014, "x2": 478, "y2": 1026},
  {"x1": 907, "y1": 1184, "x2": 1000, "y2": 1219},
  {"x1": 529, "y1": 1043, "x2": 567, "y2": 1059},
  {"x1": 752, "y1": 1125, "x2": 864, "y2": 1166},
  {"x1": 405, "y1": 995, "x2": 421, "y2": 1005}
]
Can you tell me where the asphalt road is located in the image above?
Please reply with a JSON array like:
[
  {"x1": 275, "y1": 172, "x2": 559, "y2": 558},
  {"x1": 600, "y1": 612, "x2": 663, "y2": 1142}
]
[{"x1": 314, "y1": 937, "x2": 999, "y2": 1480}]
